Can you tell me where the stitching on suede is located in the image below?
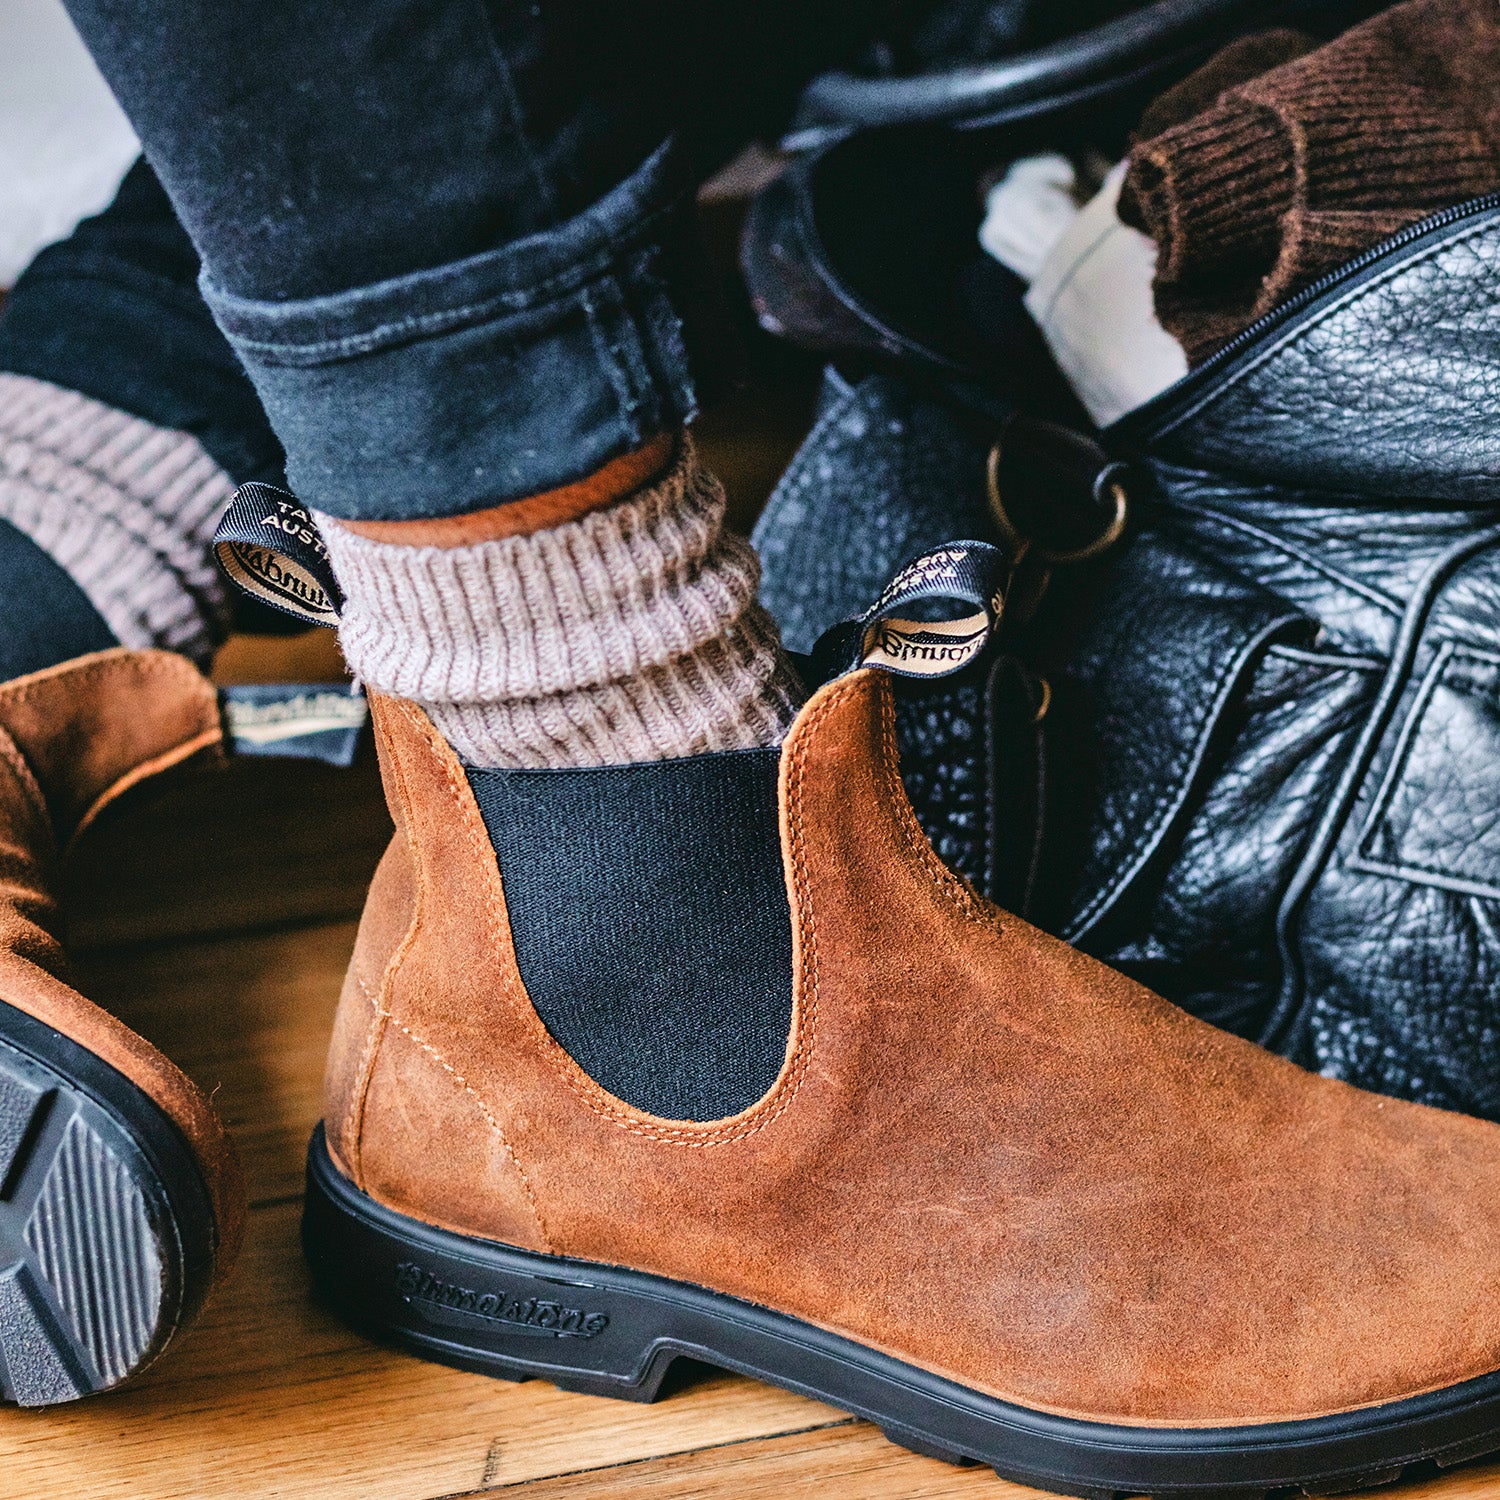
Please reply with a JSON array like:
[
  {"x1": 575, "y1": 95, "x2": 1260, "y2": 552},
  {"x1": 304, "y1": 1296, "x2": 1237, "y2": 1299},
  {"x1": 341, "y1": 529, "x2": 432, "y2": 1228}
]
[
  {"x1": 0, "y1": 648, "x2": 206, "y2": 709},
  {"x1": 344, "y1": 706, "x2": 427, "y2": 1182},
  {"x1": 0, "y1": 724, "x2": 47, "y2": 835},
  {"x1": 345, "y1": 970, "x2": 389, "y2": 1182},
  {"x1": 0, "y1": 647, "x2": 222, "y2": 885},
  {"x1": 874, "y1": 678, "x2": 998, "y2": 933},
  {"x1": 354, "y1": 971, "x2": 552, "y2": 1251}
]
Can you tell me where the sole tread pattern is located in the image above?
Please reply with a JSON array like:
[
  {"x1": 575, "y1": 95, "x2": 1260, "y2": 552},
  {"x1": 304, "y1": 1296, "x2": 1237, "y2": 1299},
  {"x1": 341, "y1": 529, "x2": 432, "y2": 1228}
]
[
  {"x1": 0, "y1": 1032, "x2": 173, "y2": 1406},
  {"x1": 0, "y1": 1067, "x2": 45, "y2": 1195},
  {"x1": 24, "y1": 1112, "x2": 163, "y2": 1388},
  {"x1": 0, "y1": 1260, "x2": 90, "y2": 1405}
]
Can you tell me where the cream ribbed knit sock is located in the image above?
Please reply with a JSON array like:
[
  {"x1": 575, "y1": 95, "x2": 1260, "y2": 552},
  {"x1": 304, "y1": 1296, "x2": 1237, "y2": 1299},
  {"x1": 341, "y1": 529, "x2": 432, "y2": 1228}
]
[
  {"x1": 317, "y1": 436, "x2": 803, "y2": 769},
  {"x1": 0, "y1": 373, "x2": 234, "y2": 662}
]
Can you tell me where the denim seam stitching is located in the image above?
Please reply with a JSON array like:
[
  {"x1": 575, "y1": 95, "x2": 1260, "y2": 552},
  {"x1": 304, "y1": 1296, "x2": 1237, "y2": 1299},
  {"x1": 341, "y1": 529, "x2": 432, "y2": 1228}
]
[
  {"x1": 217, "y1": 205, "x2": 683, "y2": 366},
  {"x1": 465, "y1": 12, "x2": 654, "y2": 436},
  {"x1": 580, "y1": 281, "x2": 647, "y2": 425},
  {"x1": 472, "y1": 0, "x2": 560, "y2": 217}
]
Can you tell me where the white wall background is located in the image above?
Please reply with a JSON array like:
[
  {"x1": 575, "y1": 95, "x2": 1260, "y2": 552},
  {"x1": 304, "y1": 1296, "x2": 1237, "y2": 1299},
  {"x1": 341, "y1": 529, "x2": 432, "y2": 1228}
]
[{"x1": 0, "y1": 0, "x2": 138, "y2": 286}]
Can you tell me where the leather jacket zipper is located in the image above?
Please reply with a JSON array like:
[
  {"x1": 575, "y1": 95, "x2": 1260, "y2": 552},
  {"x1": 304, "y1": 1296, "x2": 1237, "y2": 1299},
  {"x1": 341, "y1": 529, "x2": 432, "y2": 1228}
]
[{"x1": 1108, "y1": 190, "x2": 1500, "y2": 446}]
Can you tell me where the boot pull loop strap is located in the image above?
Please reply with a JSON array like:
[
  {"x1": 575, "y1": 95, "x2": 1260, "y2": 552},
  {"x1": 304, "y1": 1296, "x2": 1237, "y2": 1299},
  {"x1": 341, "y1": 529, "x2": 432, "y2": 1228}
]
[
  {"x1": 811, "y1": 540, "x2": 1010, "y2": 684},
  {"x1": 212, "y1": 484, "x2": 368, "y2": 765},
  {"x1": 214, "y1": 481, "x2": 343, "y2": 626}
]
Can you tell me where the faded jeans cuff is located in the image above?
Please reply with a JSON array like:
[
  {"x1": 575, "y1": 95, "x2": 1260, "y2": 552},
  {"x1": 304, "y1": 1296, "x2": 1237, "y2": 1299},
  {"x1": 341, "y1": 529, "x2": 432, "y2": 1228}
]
[{"x1": 201, "y1": 142, "x2": 729, "y2": 520}]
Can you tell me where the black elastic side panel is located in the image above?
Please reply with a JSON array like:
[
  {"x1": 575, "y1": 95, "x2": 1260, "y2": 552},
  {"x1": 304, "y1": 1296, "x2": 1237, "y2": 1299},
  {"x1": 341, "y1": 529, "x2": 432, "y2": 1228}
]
[{"x1": 466, "y1": 748, "x2": 792, "y2": 1122}]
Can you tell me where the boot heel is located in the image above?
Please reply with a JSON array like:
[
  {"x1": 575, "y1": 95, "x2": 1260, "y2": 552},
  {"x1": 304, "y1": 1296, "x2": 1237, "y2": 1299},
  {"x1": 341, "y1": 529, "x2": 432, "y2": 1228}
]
[{"x1": 301, "y1": 1126, "x2": 674, "y2": 1400}]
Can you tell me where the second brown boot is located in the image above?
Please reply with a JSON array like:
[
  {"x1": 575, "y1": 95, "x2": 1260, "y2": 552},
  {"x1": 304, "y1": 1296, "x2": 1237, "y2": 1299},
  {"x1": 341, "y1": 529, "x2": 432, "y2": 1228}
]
[
  {"x1": 0, "y1": 649, "x2": 244, "y2": 1405},
  {"x1": 305, "y1": 644, "x2": 1500, "y2": 1497}
]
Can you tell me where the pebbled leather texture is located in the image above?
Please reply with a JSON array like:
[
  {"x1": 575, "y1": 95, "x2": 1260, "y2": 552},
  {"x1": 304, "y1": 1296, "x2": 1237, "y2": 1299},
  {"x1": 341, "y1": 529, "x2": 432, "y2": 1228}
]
[
  {"x1": 758, "y1": 204, "x2": 1500, "y2": 1117},
  {"x1": 1081, "y1": 203, "x2": 1500, "y2": 1114},
  {"x1": 755, "y1": 372, "x2": 1046, "y2": 913},
  {"x1": 755, "y1": 370, "x2": 998, "y2": 653}
]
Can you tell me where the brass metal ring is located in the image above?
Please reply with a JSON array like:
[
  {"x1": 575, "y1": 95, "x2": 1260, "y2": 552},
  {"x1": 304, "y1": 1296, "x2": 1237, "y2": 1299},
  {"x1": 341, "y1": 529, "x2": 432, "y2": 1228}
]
[
  {"x1": 985, "y1": 441, "x2": 1027, "y2": 561},
  {"x1": 1041, "y1": 477, "x2": 1129, "y2": 565},
  {"x1": 985, "y1": 440, "x2": 1129, "y2": 567}
]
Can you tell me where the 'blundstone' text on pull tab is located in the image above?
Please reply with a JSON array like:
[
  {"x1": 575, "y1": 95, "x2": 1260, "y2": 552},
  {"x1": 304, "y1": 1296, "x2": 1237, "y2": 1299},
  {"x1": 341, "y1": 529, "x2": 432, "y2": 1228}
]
[
  {"x1": 813, "y1": 540, "x2": 1010, "y2": 683},
  {"x1": 214, "y1": 482, "x2": 343, "y2": 625},
  {"x1": 211, "y1": 484, "x2": 366, "y2": 765}
]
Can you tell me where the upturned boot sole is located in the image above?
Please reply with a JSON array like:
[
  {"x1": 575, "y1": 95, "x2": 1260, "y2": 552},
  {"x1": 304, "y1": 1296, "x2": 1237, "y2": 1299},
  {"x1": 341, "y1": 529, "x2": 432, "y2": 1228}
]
[
  {"x1": 0, "y1": 999, "x2": 217, "y2": 1405},
  {"x1": 303, "y1": 1128, "x2": 1500, "y2": 1500}
]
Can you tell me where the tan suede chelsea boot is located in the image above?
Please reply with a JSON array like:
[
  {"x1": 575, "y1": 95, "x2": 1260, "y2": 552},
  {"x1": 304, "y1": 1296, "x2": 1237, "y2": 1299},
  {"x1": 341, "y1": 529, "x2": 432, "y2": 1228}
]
[
  {"x1": 305, "y1": 647, "x2": 1500, "y2": 1498},
  {"x1": 0, "y1": 648, "x2": 244, "y2": 1405}
]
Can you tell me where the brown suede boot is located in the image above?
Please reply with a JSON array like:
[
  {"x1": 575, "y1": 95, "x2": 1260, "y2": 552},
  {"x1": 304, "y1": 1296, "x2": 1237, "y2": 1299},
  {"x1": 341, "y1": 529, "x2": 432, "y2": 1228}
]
[
  {"x1": 0, "y1": 648, "x2": 244, "y2": 1405},
  {"x1": 305, "y1": 665, "x2": 1500, "y2": 1496}
]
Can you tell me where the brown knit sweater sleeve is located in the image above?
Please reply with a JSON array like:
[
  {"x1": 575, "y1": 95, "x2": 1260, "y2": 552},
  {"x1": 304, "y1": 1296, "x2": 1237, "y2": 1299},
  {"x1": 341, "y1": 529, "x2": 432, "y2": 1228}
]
[{"x1": 1120, "y1": 0, "x2": 1500, "y2": 364}]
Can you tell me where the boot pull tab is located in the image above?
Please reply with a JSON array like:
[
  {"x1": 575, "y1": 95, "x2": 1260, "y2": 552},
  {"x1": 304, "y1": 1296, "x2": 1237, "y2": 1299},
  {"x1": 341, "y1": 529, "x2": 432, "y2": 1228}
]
[
  {"x1": 987, "y1": 414, "x2": 1130, "y2": 567},
  {"x1": 214, "y1": 481, "x2": 343, "y2": 626},
  {"x1": 212, "y1": 483, "x2": 366, "y2": 765},
  {"x1": 810, "y1": 540, "x2": 1010, "y2": 684}
]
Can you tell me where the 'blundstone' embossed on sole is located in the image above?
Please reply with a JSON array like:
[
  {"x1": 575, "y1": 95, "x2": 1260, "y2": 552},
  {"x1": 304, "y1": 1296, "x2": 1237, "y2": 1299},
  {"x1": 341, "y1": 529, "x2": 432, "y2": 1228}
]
[
  {"x1": 391, "y1": 1260, "x2": 610, "y2": 1339},
  {"x1": 304, "y1": 1126, "x2": 1500, "y2": 1499}
]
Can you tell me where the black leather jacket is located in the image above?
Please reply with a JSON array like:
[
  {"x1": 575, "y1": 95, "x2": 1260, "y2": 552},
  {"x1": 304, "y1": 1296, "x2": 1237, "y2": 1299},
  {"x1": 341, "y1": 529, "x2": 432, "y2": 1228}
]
[
  {"x1": 758, "y1": 194, "x2": 1500, "y2": 1117},
  {"x1": 1078, "y1": 193, "x2": 1500, "y2": 1113}
]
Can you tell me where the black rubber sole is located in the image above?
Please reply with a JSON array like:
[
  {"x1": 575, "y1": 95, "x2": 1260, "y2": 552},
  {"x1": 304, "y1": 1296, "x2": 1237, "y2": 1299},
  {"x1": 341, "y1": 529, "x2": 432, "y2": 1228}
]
[
  {"x1": 303, "y1": 1126, "x2": 1500, "y2": 1497},
  {"x1": 0, "y1": 998, "x2": 216, "y2": 1405}
]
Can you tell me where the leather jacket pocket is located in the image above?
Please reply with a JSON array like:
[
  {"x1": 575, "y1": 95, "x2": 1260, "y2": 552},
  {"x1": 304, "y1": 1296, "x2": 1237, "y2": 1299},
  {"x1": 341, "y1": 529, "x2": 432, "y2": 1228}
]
[
  {"x1": 1043, "y1": 521, "x2": 1382, "y2": 1042},
  {"x1": 1350, "y1": 643, "x2": 1500, "y2": 901},
  {"x1": 1289, "y1": 624, "x2": 1500, "y2": 1113}
]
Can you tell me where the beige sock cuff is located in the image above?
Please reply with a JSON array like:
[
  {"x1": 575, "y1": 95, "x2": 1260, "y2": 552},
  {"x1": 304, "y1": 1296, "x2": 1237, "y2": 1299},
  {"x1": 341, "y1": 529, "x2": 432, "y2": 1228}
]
[
  {"x1": 317, "y1": 436, "x2": 803, "y2": 769},
  {"x1": 0, "y1": 373, "x2": 234, "y2": 661}
]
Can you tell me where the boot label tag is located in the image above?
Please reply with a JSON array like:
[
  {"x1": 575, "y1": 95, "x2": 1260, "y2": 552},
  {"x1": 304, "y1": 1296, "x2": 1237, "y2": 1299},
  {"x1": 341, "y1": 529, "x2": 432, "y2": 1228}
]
[
  {"x1": 810, "y1": 540, "x2": 1009, "y2": 682},
  {"x1": 222, "y1": 683, "x2": 367, "y2": 765}
]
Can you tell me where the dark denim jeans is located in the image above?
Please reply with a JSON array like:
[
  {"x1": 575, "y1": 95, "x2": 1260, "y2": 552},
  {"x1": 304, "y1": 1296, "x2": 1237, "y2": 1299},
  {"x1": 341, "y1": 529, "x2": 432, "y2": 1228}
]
[
  {"x1": 0, "y1": 521, "x2": 116, "y2": 679},
  {"x1": 0, "y1": 161, "x2": 284, "y2": 488},
  {"x1": 55, "y1": 0, "x2": 876, "y2": 521}
]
